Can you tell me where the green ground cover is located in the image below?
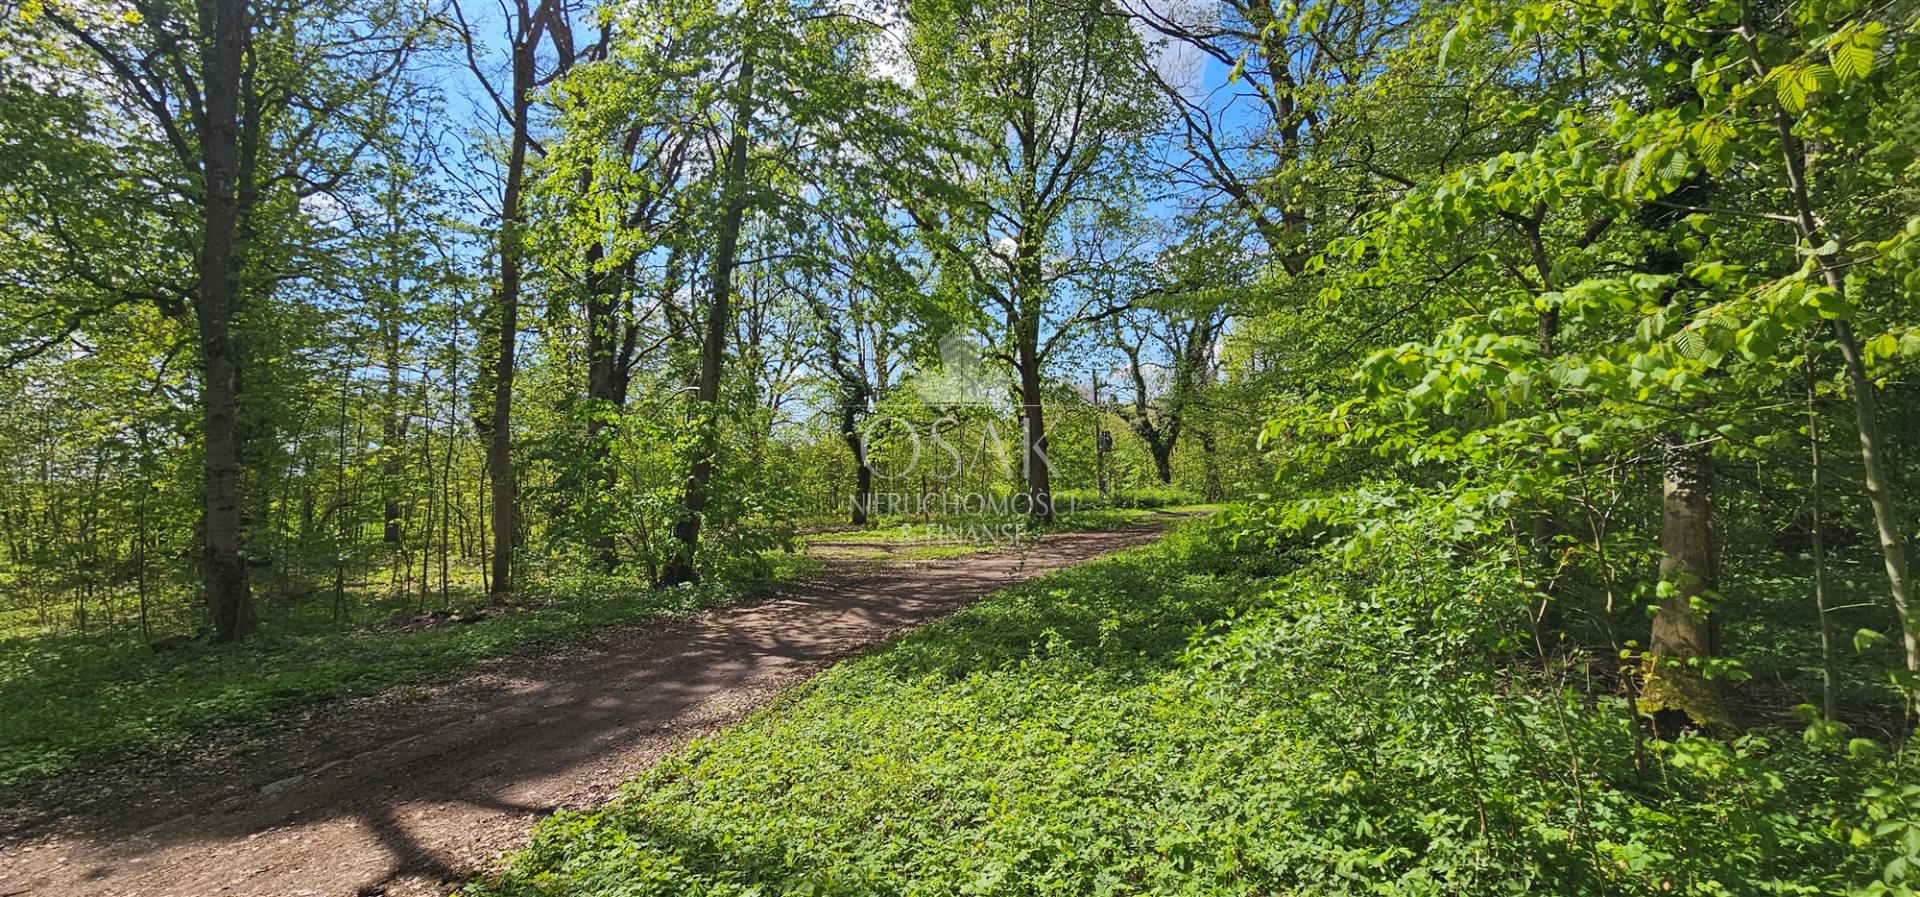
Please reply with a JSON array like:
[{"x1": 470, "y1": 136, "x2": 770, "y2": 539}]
[{"x1": 468, "y1": 517, "x2": 1919, "y2": 896}]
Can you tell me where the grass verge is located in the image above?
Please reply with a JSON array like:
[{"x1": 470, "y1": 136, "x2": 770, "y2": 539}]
[{"x1": 798, "y1": 506, "x2": 1222, "y2": 549}]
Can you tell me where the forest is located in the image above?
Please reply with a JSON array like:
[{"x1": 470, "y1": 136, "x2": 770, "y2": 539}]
[{"x1": 2, "y1": 0, "x2": 1920, "y2": 891}]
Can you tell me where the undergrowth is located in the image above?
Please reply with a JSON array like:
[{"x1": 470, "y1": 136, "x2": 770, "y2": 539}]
[{"x1": 466, "y1": 517, "x2": 1919, "y2": 896}]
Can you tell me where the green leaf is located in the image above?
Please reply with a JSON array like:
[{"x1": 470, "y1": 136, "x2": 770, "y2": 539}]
[
  {"x1": 1657, "y1": 147, "x2": 1689, "y2": 185},
  {"x1": 1848, "y1": 738, "x2": 1884, "y2": 759},
  {"x1": 1695, "y1": 121, "x2": 1735, "y2": 175},
  {"x1": 1798, "y1": 64, "x2": 1837, "y2": 102},
  {"x1": 1774, "y1": 64, "x2": 1810, "y2": 112},
  {"x1": 1439, "y1": 13, "x2": 1472, "y2": 71},
  {"x1": 1832, "y1": 38, "x2": 1874, "y2": 82},
  {"x1": 1674, "y1": 328, "x2": 1704, "y2": 358}
]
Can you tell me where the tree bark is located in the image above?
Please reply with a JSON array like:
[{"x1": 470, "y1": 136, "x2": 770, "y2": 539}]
[
  {"x1": 1789, "y1": 146, "x2": 1918, "y2": 699},
  {"x1": 1807, "y1": 360, "x2": 1839, "y2": 721},
  {"x1": 1198, "y1": 428, "x2": 1221, "y2": 501},
  {"x1": 1012, "y1": 231, "x2": 1052, "y2": 524},
  {"x1": 1642, "y1": 438, "x2": 1730, "y2": 733},
  {"x1": 838, "y1": 396, "x2": 872, "y2": 526},
  {"x1": 381, "y1": 274, "x2": 404, "y2": 546},
  {"x1": 661, "y1": 53, "x2": 755, "y2": 586},
  {"x1": 1114, "y1": 307, "x2": 1221, "y2": 491},
  {"x1": 1832, "y1": 317, "x2": 1919, "y2": 697},
  {"x1": 1148, "y1": 441, "x2": 1173, "y2": 485},
  {"x1": 1119, "y1": 349, "x2": 1176, "y2": 486},
  {"x1": 1016, "y1": 342, "x2": 1053, "y2": 524},
  {"x1": 484, "y1": 9, "x2": 539, "y2": 600},
  {"x1": 195, "y1": 0, "x2": 256, "y2": 642}
]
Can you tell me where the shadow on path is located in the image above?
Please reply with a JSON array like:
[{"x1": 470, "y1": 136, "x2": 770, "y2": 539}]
[{"x1": 0, "y1": 524, "x2": 1170, "y2": 897}]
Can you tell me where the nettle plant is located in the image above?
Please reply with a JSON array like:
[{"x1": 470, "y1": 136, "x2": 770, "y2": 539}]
[{"x1": 1316, "y1": 0, "x2": 1920, "y2": 723}]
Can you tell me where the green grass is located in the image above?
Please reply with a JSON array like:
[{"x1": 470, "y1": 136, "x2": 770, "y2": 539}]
[
  {"x1": 0, "y1": 507, "x2": 1215, "y2": 790},
  {"x1": 0, "y1": 553, "x2": 820, "y2": 789},
  {"x1": 1040, "y1": 503, "x2": 1221, "y2": 531},
  {"x1": 807, "y1": 543, "x2": 994, "y2": 561},
  {"x1": 1051, "y1": 486, "x2": 1208, "y2": 510},
  {"x1": 797, "y1": 507, "x2": 1220, "y2": 563},
  {"x1": 465, "y1": 517, "x2": 1913, "y2": 897},
  {"x1": 799, "y1": 506, "x2": 1220, "y2": 545}
]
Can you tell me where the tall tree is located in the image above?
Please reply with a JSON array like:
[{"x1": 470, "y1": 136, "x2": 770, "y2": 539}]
[
  {"x1": 1322, "y1": 0, "x2": 1920, "y2": 727},
  {"x1": 1123, "y1": 0, "x2": 1421, "y2": 264},
  {"x1": 905, "y1": 0, "x2": 1162, "y2": 522},
  {"x1": 793, "y1": 222, "x2": 916, "y2": 526},
  {"x1": 542, "y1": 24, "x2": 696, "y2": 570},
  {"x1": 454, "y1": 0, "x2": 579, "y2": 597},
  {"x1": 194, "y1": 0, "x2": 253, "y2": 639},
  {"x1": 16, "y1": 0, "x2": 421, "y2": 639},
  {"x1": 659, "y1": 48, "x2": 757, "y2": 586},
  {"x1": 553, "y1": 0, "x2": 933, "y2": 580},
  {"x1": 1110, "y1": 231, "x2": 1235, "y2": 485}
]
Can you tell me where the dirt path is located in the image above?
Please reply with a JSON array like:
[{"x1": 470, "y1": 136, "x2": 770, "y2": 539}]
[{"x1": 0, "y1": 523, "x2": 1170, "y2": 897}]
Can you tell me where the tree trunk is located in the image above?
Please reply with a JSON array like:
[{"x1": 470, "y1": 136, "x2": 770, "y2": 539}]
[
  {"x1": 1807, "y1": 360, "x2": 1839, "y2": 721},
  {"x1": 1529, "y1": 508, "x2": 1562, "y2": 653},
  {"x1": 839, "y1": 397, "x2": 871, "y2": 526},
  {"x1": 485, "y1": 26, "x2": 537, "y2": 600},
  {"x1": 1149, "y1": 440, "x2": 1173, "y2": 485},
  {"x1": 1641, "y1": 438, "x2": 1729, "y2": 733},
  {"x1": 135, "y1": 475, "x2": 152, "y2": 642},
  {"x1": 1530, "y1": 287, "x2": 1563, "y2": 650},
  {"x1": 1199, "y1": 429, "x2": 1221, "y2": 501},
  {"x1": 1011, "y1": 227, "x2": 1053, "y2": 524},
  {"x1": 196, "y1": 0, "x2": 256, "y2": 642},
  {"x1": 1117, "y1": 336, "x2": 1181, "y2": 489},
  {"x1": 584, "y1": 243, "x2": 621, "y2": 570},
  {"x1": 661, "y1": 53, "x2": 755, "y2": 586},
  {"x1": 1746, "y1": 28, "x2": 1920, "y2": 712},
  {"x1": 1016, "y1": 344, "x2": 1053, "y2": 524},
  {"x1": 382, "y1": 324, "x2": 404, "y2": 545},
  {"x1": 1832, "y1": 318, "x2": 1919, "y2": 701},
  {"x1": 440, "y1": 343, "x2": 457, "y2": 606}
]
